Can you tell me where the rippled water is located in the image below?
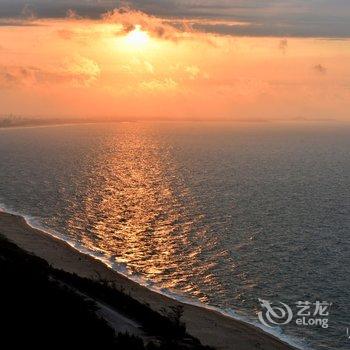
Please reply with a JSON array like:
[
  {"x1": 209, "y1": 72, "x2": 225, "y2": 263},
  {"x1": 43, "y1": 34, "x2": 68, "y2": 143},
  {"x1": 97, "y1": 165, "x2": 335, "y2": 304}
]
[{"x1": 0, "y1": 122, "x2": 349, "y2": 349}]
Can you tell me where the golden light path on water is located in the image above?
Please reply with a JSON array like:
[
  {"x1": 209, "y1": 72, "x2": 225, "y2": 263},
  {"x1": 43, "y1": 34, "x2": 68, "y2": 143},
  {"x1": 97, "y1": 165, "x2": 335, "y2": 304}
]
[{"x1": 64, "y1": 124, "x2": 226, "y2": 301}]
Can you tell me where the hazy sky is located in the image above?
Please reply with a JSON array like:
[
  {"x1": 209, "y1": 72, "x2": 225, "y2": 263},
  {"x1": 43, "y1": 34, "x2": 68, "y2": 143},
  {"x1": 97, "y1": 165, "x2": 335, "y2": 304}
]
[{"x1": 0, "y1": 1, "x2": 349, "y2": 121}]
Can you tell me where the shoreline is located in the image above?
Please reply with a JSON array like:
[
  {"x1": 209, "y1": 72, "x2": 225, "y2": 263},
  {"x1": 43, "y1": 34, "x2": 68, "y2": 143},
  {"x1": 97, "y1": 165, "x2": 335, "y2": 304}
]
[{"x1": 0, "y1": 210, "x2": 301, "y2": 350}]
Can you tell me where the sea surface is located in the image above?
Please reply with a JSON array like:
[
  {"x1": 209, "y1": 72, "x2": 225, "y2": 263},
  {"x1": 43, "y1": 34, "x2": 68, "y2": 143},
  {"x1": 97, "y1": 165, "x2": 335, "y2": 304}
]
[{"x1": 0, "y1": 122, "x2": 349, "y2": 349}]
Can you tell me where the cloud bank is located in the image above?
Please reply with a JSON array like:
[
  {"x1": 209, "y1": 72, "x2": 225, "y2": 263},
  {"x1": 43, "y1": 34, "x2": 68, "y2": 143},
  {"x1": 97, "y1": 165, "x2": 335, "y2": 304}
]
[{"x1": 0, "y1": 0, "x2": 349, "y2": 37}]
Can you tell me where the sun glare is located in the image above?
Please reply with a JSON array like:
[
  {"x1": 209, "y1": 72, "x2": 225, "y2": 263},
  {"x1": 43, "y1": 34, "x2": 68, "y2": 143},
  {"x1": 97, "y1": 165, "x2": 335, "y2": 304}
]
[{"x1": 124, "y1": 25, "x2": 150, "y2": 48}]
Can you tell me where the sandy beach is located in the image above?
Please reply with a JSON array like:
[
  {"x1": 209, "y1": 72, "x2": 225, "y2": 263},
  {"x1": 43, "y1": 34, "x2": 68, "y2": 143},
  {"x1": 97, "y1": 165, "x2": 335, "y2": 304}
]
[{"x1": 0, "y1": 211, "x2": 298, "y2": 350}]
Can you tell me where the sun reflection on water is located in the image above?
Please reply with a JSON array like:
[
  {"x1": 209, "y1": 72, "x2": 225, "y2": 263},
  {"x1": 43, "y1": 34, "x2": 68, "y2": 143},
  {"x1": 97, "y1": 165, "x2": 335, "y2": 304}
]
[{"x1": 64, "y1": 124, "x2": 224, "y2": 300}]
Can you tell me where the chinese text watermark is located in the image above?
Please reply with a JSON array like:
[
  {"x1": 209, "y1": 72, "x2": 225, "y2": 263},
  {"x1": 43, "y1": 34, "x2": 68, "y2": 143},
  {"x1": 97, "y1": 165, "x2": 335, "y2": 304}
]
[{"x1": 258, "y1": 298, "x2": 332, "y2": 329}]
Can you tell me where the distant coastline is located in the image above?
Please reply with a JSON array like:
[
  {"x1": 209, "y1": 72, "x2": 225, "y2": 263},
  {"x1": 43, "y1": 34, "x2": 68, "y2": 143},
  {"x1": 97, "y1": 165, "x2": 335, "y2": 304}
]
[
  {"x1": 0, "y1": 116, "x2": 110, "y2": 129},
  {"x1": 0, "y1": 210, "x2": 299, "y2": 350},
  {"x1": 1, "y1": 116, "x2": 347, "y2": 129}
]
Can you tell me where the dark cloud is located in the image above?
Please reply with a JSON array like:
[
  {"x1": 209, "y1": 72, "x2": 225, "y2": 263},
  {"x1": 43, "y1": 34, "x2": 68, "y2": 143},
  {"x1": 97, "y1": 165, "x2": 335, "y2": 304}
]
[
  {"x1": 0, "y1": 0, "x2": 113, "y2": 19},
  {"x1": 313, "y1": 64, "x2": 327, "y2": 74},
  {"x1": 278, "y1": 39, "x2": 288, "y2": 53},
  {"x1": 0, "y1": 0, "x2": 349, "y2": 37}
]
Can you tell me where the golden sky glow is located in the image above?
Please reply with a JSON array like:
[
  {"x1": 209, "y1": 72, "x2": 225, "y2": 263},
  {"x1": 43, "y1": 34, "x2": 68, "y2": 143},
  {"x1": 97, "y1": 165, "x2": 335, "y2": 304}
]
[{"x1": 0, "y1": 8, "x2": 350, "y2": 122}]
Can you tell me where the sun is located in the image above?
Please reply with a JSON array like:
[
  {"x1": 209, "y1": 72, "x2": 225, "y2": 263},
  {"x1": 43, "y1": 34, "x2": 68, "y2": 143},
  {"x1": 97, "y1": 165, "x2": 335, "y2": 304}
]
[{"x1": 124, "y1": 25, "x2": 150, "y2": 48}]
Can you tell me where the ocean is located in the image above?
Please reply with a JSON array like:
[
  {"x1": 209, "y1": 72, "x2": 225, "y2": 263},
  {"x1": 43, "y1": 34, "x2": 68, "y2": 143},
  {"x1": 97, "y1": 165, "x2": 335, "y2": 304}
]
[{"x1": 0, "y1": 122, "x2": 349, "y2": 349}]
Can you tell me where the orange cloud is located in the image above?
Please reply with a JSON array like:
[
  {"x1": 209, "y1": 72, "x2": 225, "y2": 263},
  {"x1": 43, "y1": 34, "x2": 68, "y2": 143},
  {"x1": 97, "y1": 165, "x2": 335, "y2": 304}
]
[
  {"x1": 0, "y1": 56, "x2": 100, "y2": 89},
  {"x1": 102, "y1": 6, "x2": 183, "y2": 41},
  {"x1": 139, "y1": 78, "x2": 178, "y2": 92}
]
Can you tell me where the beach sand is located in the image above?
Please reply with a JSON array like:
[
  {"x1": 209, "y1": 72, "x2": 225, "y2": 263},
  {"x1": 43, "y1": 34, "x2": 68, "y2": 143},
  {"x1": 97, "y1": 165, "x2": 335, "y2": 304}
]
[{"x1": 0, "y1": 211, "x2": 298, "y2": 350}]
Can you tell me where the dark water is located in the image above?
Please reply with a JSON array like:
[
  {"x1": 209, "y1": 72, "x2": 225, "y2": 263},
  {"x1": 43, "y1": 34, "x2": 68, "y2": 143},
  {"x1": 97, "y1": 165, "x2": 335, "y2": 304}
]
[{"x1": 0, "y1": 122, "x2": 349, "y2": 349}]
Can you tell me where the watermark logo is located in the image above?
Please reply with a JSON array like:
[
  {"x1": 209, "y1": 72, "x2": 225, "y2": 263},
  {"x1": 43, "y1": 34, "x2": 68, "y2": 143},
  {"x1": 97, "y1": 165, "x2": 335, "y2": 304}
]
[
  {"x1": 258, "y1": 298, "x2": 293, "y2": 327},
  {"x1": 258, "y1": 299, "x2": 332, "y2": 329}
]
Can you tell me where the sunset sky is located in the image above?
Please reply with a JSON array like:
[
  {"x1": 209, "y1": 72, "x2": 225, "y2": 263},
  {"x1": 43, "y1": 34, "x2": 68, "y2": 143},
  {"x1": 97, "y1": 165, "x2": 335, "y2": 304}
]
[{"x1": 0, "y1": 0, "x2": 349, "y2": 121}]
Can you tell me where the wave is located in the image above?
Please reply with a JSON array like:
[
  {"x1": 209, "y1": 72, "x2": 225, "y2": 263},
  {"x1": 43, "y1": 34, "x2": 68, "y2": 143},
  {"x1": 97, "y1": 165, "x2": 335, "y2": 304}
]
[{"x1": 0, "y1": 201, "x2": 309, "y2": 350}]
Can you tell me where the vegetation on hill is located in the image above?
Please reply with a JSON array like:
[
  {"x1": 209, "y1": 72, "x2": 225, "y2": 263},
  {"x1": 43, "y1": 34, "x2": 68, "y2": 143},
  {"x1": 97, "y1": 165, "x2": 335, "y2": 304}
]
[{"x1": 0, "y1": 234, "x2": 212, "y2": 349}]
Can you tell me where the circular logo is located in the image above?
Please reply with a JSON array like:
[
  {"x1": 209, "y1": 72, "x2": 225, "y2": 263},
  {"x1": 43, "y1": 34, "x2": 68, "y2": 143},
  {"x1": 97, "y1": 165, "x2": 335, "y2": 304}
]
[{"x1": 258, "y1": 298, "x2": 293, "y2": 328}]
